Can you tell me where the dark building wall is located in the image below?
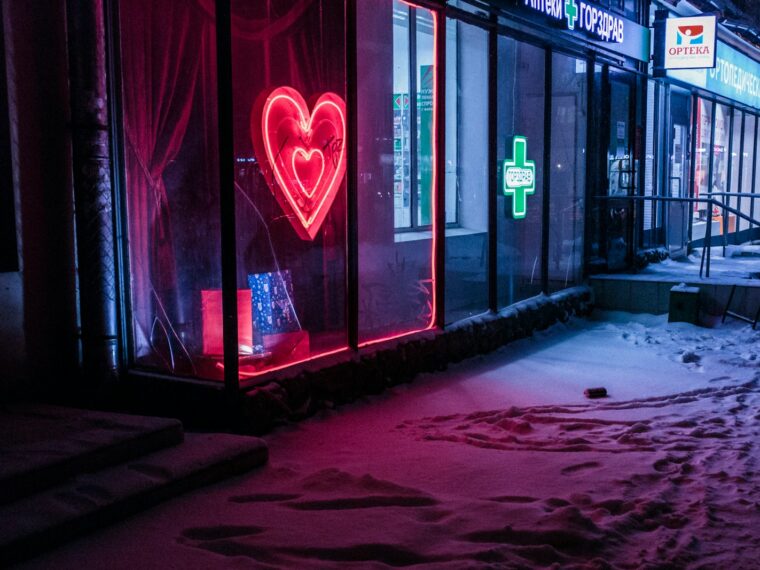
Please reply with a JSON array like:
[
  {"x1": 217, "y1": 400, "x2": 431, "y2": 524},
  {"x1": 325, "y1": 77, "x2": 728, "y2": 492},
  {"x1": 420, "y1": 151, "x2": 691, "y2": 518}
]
[{"x1": 0, "y1": 0, "x2": 78, "y2": 397}]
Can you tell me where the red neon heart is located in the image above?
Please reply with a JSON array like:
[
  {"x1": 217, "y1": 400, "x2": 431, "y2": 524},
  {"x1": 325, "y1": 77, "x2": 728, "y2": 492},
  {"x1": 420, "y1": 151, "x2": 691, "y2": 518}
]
[{"x1": 252, "y1": 86, "x2": 346, "y2": 241}]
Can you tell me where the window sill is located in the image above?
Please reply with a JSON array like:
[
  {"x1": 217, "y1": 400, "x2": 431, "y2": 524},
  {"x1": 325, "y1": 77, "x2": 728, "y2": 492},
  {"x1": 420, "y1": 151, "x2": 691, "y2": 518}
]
[{"x1": 393, "y1": 226, "x2": 487, "y2": 243}]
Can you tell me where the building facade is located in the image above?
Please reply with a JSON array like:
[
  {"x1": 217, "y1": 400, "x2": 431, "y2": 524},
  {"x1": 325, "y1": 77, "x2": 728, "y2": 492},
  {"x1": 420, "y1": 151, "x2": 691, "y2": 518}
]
[{"x1": 1, "y1": 0, "x2": 758, "y2": 420}]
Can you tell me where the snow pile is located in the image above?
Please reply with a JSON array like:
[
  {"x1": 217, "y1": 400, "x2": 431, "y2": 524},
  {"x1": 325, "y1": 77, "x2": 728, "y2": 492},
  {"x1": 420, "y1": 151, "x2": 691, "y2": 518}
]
[{"x1": 19, "y1": 312, "x2": 760, "y2": 569}]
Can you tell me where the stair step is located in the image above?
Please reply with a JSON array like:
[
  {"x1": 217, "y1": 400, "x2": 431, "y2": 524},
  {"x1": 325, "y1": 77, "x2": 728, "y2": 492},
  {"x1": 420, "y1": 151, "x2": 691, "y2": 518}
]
[
  {"x1": 0, "y1": 432, "x2": 268, "y2": 565},
  {"x1": 0, "y1": 405, "x2": 184, "y2": 504}
]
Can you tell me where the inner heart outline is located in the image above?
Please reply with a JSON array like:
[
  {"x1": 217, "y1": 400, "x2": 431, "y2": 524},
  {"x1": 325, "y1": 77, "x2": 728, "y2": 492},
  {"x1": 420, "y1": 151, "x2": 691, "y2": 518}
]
[{"x1": 258, "y1": 87, "x2": 346, "y2": 240}]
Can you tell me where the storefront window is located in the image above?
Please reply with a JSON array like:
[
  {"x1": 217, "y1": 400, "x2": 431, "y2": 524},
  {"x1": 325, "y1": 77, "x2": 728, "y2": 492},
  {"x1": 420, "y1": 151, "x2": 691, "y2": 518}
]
[
  {"x1": 119, "y1": 0, "x2": 221, "y2": 379},
  {"x1": 712, "y1": 103, "x2": 730, "y2": 199},
  {"x1": 0, "y1": 21, "x2": 16, "y2": 273},
  {"x1": 496, "y1": 37, "x2": 544, "y2": 307},
  {"x1": 728, "y1": 110, "x2": 742, "y2": 238},
  {"x1": 357, "y1": 0, "x2": 437, "y2": 342},
  {"x1": 444, "y1": 18, "x2": 488, "y2": 323},
  {"x1": 548, "y1": 52, "x2": 586, "y2": 291},
  {"x1": 392, "y1": 1, "x2": 435, "y2": 230},
  {"x1": 694, "y1": 98, "x2": 712, "y2": 220},
  {"x1": 230, "y1": 0, "x2": 348, "y2": 378},
  {"x1": 741, "y1": 113, "x2": 756, "y2": 233}
]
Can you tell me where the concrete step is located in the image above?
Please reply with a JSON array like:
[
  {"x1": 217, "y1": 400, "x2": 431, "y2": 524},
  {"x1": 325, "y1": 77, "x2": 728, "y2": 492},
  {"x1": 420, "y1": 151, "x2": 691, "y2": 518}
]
[
  {"x1": 590, "y1": 275, "x2": 760, "y2": 319},
  {"x1": 0, "y1": 404, "x2": 184, "y2": 504},
  {"x1": 0, "y1": 431, "x2": 268, "y2": 565}
]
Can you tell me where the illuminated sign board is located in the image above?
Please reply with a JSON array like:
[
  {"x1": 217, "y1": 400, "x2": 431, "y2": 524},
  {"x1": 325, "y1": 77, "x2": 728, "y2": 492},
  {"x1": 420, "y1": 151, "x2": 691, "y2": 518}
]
[
  {"x1": 668, "y1": 41, "x2": 760, "y2": 109},
  {"x1": 503, "y1": 136, "x2": 535, "y2": 219},
  {"x1": 521, "y1": 0, "x2": 649, "y2": 62},
  {"x1": 663, "y1": 15, "x2": 717, "y2": 70}
]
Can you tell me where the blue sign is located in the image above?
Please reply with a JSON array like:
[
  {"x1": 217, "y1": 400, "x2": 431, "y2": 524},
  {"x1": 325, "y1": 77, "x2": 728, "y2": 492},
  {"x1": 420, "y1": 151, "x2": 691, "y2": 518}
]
[
  {"x1": 669, "y1": 41, "x2": 760, "y2": 109},
  {"x1": 520, "y1": 0, "x2": 650, "y2": 62}
]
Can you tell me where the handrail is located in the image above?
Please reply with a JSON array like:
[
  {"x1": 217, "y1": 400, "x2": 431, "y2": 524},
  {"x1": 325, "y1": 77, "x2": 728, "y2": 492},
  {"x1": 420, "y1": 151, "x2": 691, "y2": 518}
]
[{"x1": 592, "y1": 194, "x2": 760, "y2": 278}]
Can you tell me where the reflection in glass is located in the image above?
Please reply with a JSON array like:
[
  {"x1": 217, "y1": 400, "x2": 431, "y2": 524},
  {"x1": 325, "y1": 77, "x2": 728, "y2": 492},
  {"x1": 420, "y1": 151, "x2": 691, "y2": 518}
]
[
  {"x1": 120, "y1": 0, "x2": 221, "y2": 379},
  {"x1": 357, "y1": 0, "x2": 437, "y2": 343},
  {"x1": 496, "y1": 36, "x2": 544, "y2": 307},
  {"x1": 548, "y1": 52, "x2": 586, "y2": 292},
  {"x1": 444, "y1": 17, "x2": 488, "y2": 323},
  {"x1": 231, "y1": 0, "x2": 348, "y2": 378}
]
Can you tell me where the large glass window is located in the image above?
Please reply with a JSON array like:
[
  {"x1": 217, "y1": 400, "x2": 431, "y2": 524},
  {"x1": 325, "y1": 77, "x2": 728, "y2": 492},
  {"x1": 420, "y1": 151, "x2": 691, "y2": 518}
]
[
  {"x1": 119, "y1": 0, "x2": 221, "y2": 379},
  {"x1": 231, "y1": 0, "x2": 348, "y2": 378},
  {"x1": 710, "y1": 103, "x2": 729, "y2": 240},
  {"x1": 694, "y1": 98, "x2": 712, "y2": 222},
  {"x1": 712, "y1": 104, "x2": 730, "y2": 196},
  {"x1": 741, "y1": 114, "x2": 756, "y2": 233},
  {"x1": 393, "y1": 2, "x2": 435, "y2": 230},
  {"x1": 496, "y1": 37, "x2": 545, "y2": 307},
  {"x1": 728, "y1": 109, "x2": 742, "y2": 239},
  {"x1": 357, "y1": 0, "x2": 437, "y2": 343},
  {"x1": 444, "y1": 18, "x2": 488, "y2": 323},
  {"x1": 0, "y1": 18, "x2": 16, "y2": 273},
  {"x1": 548, "y1": 52, "x2": 586, "y2": 291}
]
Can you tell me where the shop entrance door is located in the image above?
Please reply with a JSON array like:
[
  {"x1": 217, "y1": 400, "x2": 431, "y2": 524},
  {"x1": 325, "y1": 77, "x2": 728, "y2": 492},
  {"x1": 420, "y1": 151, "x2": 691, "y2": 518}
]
[{"x1": 601, "y1": 67, "x2": 636, "y2": 271}]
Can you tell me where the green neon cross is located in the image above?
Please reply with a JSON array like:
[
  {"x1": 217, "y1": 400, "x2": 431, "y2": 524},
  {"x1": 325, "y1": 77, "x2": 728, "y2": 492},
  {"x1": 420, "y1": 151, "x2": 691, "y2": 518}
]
[
  {"x1": 503, "y1": 136, "x2": 535, "y2": 220},
  {"x1": 565, "y1": 0, "x2": 578, "y2": 30}
]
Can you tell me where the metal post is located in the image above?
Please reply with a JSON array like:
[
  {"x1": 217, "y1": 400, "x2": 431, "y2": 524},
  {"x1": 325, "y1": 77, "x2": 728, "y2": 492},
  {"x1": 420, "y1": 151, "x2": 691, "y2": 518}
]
[
  {"x1": 346, "y1": 0, "x2": 358, "y2": 347},
  {"x1": 434, "y1": 8, "x2": 446, "y2": 328},
  {"x1": 66, "y1": 0, "x2": 119, "y2": 386},
  {"x1": 214, "y1": 0, "x2": 240, "y2": 411},
  {"x1": 541, "y1": 49, "x2": 551, "y2": 292},
  {"x1": 487, "y1": 26, "x2": 497, "y2": 311}
]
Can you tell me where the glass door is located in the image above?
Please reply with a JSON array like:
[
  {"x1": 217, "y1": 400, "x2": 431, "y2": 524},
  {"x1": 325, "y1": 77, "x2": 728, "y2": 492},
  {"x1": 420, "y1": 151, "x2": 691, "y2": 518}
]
[
  {"x1": 602, "y1": 67, "x2": 636, "y2": 271},
  {"x1": 666, "y1": 88, "x2": 691, "y2": 257}
]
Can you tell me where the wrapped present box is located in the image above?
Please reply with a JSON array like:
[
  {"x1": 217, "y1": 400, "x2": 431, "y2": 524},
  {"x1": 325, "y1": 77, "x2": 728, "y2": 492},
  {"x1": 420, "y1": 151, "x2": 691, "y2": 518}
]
[
  {"x1": 201, "y1": 289, "x2": 253, "y2": 355},
  {"x1": 247, "y1": 270, "x2": 301, "y2": 335}
]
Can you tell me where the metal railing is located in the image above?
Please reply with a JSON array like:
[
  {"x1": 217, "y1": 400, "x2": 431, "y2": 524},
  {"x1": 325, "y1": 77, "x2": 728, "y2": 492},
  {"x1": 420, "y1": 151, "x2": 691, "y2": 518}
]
[{"x1": 594, "y1": 193, "x2": 760, "y2": 278}]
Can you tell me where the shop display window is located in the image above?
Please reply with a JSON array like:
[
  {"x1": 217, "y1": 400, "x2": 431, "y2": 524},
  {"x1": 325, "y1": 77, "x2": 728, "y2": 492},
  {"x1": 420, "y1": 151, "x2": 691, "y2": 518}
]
[
  {"x1": 444, "y1": 17, "x2": 489, "y2": 323},
  {"x1": 356, "y1": 0, "x2": 438, "y2": 343},
  {"x1": 496, "y1": 37, "x2": 545, "y2": 307},
  {"x1": 728, "y1": 110, "x2": 742, "y2": 237},
  {"x1": 741, "y1": 114, "x2": 756, "y2": 232},
  {"x1": 548, "y1": 52, "x2": 586, "y2": 291},
  {"x1": 694, "y1": 98, "x2": 712, "y2": 219},
  {"x1": 119, "y1": 0, "x2": 222, "y2": 379},
  {"x1": 230, "y1": 0, "x2": 348, "y2": 377}
]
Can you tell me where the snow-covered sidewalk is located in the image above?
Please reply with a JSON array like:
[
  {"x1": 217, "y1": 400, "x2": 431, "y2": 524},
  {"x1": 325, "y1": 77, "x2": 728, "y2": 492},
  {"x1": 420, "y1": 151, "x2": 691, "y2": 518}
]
[{"x1": 18, "y1": 312, "x2": 760, "y2": 569}]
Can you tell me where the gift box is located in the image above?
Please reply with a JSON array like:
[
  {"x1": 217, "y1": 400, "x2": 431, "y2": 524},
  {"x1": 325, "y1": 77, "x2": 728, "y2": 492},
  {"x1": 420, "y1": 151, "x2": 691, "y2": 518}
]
[
  {"x1": 247, "y1": 270, "x2": 301, "y2": 335},
  {"x1": 201, "y1": 289, "x2": 253, "y2": 355}
]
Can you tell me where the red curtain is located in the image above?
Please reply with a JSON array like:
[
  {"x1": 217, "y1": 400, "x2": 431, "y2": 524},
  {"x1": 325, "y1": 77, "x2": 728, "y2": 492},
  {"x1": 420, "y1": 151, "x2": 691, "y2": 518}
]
[{"x1": 121, "y1": 0, "x2": 213, "y2": 355}]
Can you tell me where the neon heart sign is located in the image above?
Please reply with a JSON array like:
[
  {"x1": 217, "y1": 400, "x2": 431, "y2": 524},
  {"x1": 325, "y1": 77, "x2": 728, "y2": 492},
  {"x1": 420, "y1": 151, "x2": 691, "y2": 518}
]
[{"x1": 252, "y1": 86, "x2": 347, "y2": 240}]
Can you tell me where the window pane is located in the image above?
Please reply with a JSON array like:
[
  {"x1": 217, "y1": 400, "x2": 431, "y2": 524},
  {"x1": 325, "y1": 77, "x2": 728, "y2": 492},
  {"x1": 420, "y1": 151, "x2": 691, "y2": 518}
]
[
  {"x1": 231, "y1": 0, "x2": 348, "y2": 378},
  {"x1": 643, "y1": 80, "x2": 655, "y2": 235},
  {"x1": 357, "y1": 0, "x2": 437, "y2": 342},
  {"x1": 496, "y1": 37, "x2": 545, "y2": 307},
  {"x1": 694, "y1": 98, "x2": 712, "y2": 222},
  {"x1": 712, "y1": 103, "x2": 729, "y2": 230},
  {"x1": 444, "y1": 18, "x2": 488, "y2": 324},
  {"x1": 728, "y1": 110, "x2": 742, "y2": 240},
  {"x1": 393, "y1": 3, "x2": 412, "y2": 229},
  {"x1": 119, "y1": 0, "x2": 221, "y2": 379},
  {"x1": 741, "y1": 114, "x2": 756, "y2": 232},
  {"x1": 548, "y1": 53, "x2": 586, "y2": 292},
  {"x1": 416, "y1": 9, "x2": 435, "y2": 227}
]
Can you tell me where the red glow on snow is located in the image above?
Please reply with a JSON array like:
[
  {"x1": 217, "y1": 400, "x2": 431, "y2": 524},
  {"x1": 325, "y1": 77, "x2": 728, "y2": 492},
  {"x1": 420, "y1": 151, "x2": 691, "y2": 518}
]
[
  {"x1": 254, "y1": 86, "x2": 347, "y2": 241},
  {"x1": 201, "y1": 289, "x2": 253, "y2": 356},
  {"x1": 360, "y1": 2, "x2": 439, "y2": 348}
]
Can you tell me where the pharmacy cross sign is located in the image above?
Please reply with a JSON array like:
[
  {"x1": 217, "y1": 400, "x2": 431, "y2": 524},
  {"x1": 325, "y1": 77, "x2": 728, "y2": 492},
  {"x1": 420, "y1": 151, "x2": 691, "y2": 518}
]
[
  {"x1": 565, "y1": 0, "x2": 578, "y2": 30},
  {"x1": 503, "y1": 136, "x2": 535, "y2": 219}
]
